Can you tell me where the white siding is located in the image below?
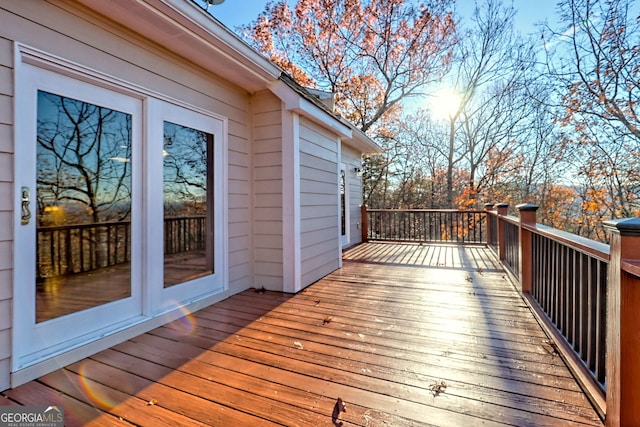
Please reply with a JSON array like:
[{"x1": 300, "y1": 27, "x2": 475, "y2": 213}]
[
  {"x1": 0, "y1": 1, "x2": 256, "y2": 389},
  {"x1": 252, "y1": 91, "x2": 284, "y2": 289},
  {"x1": 3, "y1": 1, "x2": 254, "y2": 292},
  {"x1": 342, "y1": 144, "x2": 364, "y2": 247},
  {"x1": 299, "y1": 118, "x2": 340, "y2": 286},
  {"x1": 0, "y1": 33, "x2": 13, "y2": 391}
]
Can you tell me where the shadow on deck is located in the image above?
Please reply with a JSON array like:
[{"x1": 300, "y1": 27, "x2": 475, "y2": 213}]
[{"x1": 1, "y1": 242, "x2": 603, "y2": 426}]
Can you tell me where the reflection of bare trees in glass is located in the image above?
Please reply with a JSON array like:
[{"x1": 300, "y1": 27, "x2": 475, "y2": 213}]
[
  {"x1": 163, "y1": 121, "x2": 214, "y2": 287},
  {"x1": 35, "y1": 91, "x2": 133, "y2": 292},
  {"x1": 163, "y1": 122, "x2": 209, "y2": 217},
  {"x1": 37, "y1": 91, "x2": 132, "y2": 226}
]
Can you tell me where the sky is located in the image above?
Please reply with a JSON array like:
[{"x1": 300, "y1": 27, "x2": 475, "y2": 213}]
[
  {"x1": 203, "y1": 0, "x2": 562, "y2": 114},
  {"x1": 206, "y1": 0, "x2": 560, "y2": 36}
]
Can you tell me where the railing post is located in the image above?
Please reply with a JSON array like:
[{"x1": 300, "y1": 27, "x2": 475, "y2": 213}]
[
  {"x1": 484, "y1": 203, "x2": 494, "y2": 246},
  {"x1": 516, "y1": 203, "x2": 538, "y2": 294},
  {"x1": 360, "y1": 205, "x2": 368, "y2": 243},
  {"x1": 495, "y1": 203, "x2": 509, "y2": 261},
  {"x1": 603, "y1": 217, "x2": 640, "y2": 427}
]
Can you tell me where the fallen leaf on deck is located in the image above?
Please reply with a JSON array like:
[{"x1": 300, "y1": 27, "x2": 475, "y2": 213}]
[
  {"x1": 323, "y1": 316, "x2": 332, "y2": 325},
  {"x1": 332, "y1": 397, "x2": 347, "y2": 424},
  {"x1": 542, "y1": 339, "x2": 559, "y2": 356},
  {"x1": 294, "y1": 341, "x2": 304, "y2": 349},
  {"x1": 429, "y1": 380, "x2": 447, "y2": 398},
  {"x1": 147, "y1": 399, "x2": 158, "y2": 406}
]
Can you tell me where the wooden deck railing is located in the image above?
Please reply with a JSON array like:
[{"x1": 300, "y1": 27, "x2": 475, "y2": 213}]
[
  {"x1": 361, "y1": 203, "x2": 640, "y2": 425},
  {"x1": 37, "y1": 221, "x2": 131, "y2": 279},
  {"x1": 37, "y1": 216, "x2": 206, "y2": 280},
  {"x1": 361, "y1": 207, "x2": 486, "y2": 244},
  {"x1": 487, "y1": 205, "x2": 640, "y2": 425},
  {"x1": 501, "y1": 215, "x2": 520, "y2": 276},
  {"x1": 529, "y1": 225, "x2": 609, "y2": 388}
]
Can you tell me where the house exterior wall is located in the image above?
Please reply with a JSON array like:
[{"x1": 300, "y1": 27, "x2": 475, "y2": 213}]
[
  {"x1": 0, "y1": 0, "x2": 255, "y2": 390},
  {"x1": 341, "y1": 144, "x2": 364, "y2": 248},
  {"x1": 0, "y1": 0, "x2": 378, "y2": 392},
  {"x1": 299, "y1": 117, "x2": 340, "y2": 286},
  {"x1": 252, "y1": 90, "x2": 284, "y2": 290},
  {"x1": 0, "y1": 33, "x2": 13, "y2": 392}
]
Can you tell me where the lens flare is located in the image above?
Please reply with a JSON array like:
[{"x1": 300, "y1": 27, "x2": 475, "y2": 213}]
[
  {"x1": 77, "y1": 363, "x2": 118, "y2": 410},
  {"x1": 165, "y1": 303, "x2": 197, "y2": 335}
]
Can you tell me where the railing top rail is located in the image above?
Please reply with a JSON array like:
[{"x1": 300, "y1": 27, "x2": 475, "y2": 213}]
[
  {"x1": 499, "y1": 214, "x2": 521, "y2": 226},
  {"x1": 38, "y1": 215, "x2": 207, "y2": 232},
  {"x1": 37, "y1": 220, "x2": 132, "y2": 232},
  {"x1": 524, "y1": 222, "x2": 610, "y2": 262},
  {"x1": 366, "y1": 208, "x2": 486, "y2": 214}
]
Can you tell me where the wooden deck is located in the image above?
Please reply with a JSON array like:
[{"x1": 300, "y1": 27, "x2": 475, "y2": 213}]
[{"x1": 1, "y1": 243, "x2": 603, "y2": 426}]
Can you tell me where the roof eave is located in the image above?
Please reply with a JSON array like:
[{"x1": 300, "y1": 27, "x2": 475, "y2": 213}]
[
  {"x1": 343, "y1": 126, "x2": 384, "y2": 155},
  {"x1": 74, "y1": 0, "x2": 281, "y2": 93},
  {"x1": 269, "y1": 79, "x2": 353, "y2": 139}
]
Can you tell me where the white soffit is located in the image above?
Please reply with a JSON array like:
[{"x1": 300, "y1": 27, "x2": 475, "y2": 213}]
[
  {"x1": 344, "y1": 126, "x2": 384, "y2": 154},
  {"x1": 74, "y1": 0, "x2": 281, "y2": 93},
  {"x1": 269, "y1": 79, "x2": 352, "y2": 139}
]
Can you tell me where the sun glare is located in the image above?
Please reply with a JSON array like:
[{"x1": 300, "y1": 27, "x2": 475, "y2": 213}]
[{"x1": 431, "y1": 88, "x2": 462, "y2": 120}]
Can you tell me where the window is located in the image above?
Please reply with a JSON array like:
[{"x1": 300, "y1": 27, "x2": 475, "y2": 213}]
[
  {"x1": 35, "y1": 91, "x2": 134, "y2": 322},
  {"x1": 340, "y1": 169, "x2": 346, "y2": 237},
  {"x1": 163, "y1": 121, "x2": 215, "y2": 287},
  {"x1": 14, "y1": 47, "x2": 227, "y2": 372}
]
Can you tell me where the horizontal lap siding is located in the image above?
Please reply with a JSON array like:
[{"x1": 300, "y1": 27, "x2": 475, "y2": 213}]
[
  {"x1": 299, "y1": 118, "x2": 339, "y2": 286},
  {"x1": 0, "y1": 1, "x2": 256, "y2": 389},
  {"x1": 0, "y1": 32, "x2": 13, "y2": 391},
  {"x1": 342, "y1": 145, "x2": 363, "y2": 246},
  {"x1": 252, "y1": 91, "x2": 283, "y2": 289}
]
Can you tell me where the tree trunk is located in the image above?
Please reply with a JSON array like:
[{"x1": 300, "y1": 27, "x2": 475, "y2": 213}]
[{"x1": 446, "y1": 116, "x2": 455, "y2": 208}]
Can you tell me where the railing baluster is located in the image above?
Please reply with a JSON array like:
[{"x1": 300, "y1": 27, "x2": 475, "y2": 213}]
[
  {"x1": 551, "y1": 240, "x2": 558, "y2": 325},
  {"x1": 50, "y1": 230, "x2": 56, "y2": 276},
  {"x1": 565, "y1": 248, "x2": 572, "y2": 334},
  {"x1": 596, "y1": 259, "x2": 606, "y2": 385},
  {"x1": 579, "y1": 253, "x2": 589, "y2": 364},
  {"x1": 587, "y1": 258, "x2": 597, "y2": 377},
  {"x1": 557, "y1": 245, "x2": 567, "y2": 331}
]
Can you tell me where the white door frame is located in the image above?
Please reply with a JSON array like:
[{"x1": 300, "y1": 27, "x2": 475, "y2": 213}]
[
  {"x1": 12, "y1": 45, "x2": 229, "y2": 380},
  {"x1": 145, "y1": 99, "x2": 227, "y2": 314},
  {"x1": 340, "y1": 162, "x2": 351, "y2": 247},
  {"x1": 13, "y1": 62, "x2": 145, "y2": 371}
]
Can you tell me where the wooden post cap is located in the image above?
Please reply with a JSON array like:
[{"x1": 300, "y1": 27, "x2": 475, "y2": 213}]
[
  {"x1": 516, "y1": 203, "x2": 539, "y2": 212},
  {"x1": 496, "y1": 203, "x2": 509, "y2": 215},
  {"x1": 603, "y1": 218, "x2": 640, "y2": 236}
]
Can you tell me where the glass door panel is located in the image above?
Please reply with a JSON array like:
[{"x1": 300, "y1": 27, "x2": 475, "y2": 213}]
[
  {"x1": 36, "y1": 91, "x2": 132, "y2": 322},
  {"x1": 163, "y1": 121, "x2": 214, "y2": 287},
  {"x1": 340, "y1": 169, "x2": 346, "y2": 237}
]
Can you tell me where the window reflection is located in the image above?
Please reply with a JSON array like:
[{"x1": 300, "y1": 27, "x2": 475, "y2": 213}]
[
  {"x1": 341, "y1": 169, "x2": 346, "y2": 236},
  {"x1": 163, "y1": 121, "x2": 214, "y2": 287},
  {"x1": 36, "y1": 91, "x2": 132, "y2": 322}
]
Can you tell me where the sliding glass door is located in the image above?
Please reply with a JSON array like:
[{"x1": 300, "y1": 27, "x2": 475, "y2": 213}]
[{"x1": 14, "y1": 60, "x2": 226, "y2": 372}]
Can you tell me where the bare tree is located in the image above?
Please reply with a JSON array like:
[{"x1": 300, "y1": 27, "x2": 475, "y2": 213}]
[
  {"x1": 243, "y1": 0, "x2": 457, "y2": 132},
  {"x1": 37, "y1": 92, "x2": 132, "y2": 224},
  {"x1": 163, "y1": 122, "x2": 210, "y2": 217},
  {"x1": 543, "y1": 0, "x2": 640, "y2": 235},
  {"x1": 434, "y1": 0, "x2": 537, "y2": 207}
]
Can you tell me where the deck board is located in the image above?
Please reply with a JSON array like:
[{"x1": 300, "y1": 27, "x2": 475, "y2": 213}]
[{"x1": 2, "y1": 243, "x2": 603, "y2": 426}]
